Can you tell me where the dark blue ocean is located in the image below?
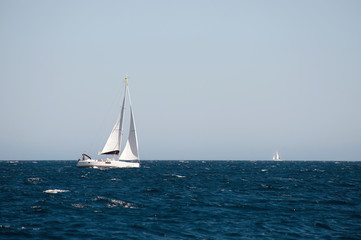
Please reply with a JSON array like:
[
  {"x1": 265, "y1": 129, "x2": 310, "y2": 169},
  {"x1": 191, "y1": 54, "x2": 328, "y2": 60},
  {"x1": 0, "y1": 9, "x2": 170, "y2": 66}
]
[{"x1": 1, "y1": 161, "x2": 360, "y2": 239}]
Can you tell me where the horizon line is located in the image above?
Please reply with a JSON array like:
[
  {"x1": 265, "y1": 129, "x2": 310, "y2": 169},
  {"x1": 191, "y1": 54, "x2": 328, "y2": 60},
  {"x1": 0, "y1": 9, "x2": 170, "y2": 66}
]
[{"x1": 1, "y1": 159, "x2": 360, "y2": 162}]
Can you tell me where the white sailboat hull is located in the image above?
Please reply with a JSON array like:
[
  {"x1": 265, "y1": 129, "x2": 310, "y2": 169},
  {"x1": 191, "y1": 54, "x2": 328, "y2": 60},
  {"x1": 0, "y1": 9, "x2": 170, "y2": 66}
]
[{"x1": 77, "y1": 159, "x2": 140, "y2": 168}]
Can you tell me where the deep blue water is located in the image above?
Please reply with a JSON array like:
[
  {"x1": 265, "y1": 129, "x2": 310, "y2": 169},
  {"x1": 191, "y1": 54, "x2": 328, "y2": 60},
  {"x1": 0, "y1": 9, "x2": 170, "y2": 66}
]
[{"x1": 1, "y1": 160, "x2": 361, "y2": 239}]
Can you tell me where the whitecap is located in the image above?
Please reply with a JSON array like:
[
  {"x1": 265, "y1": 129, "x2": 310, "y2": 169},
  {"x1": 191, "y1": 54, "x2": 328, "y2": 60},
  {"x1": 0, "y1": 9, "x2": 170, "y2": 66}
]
[
  {"x1": 110, "y1": 178, "x2": 121, "y2": 181},
  {"x1": 108, "y1": 199, "x2": 136, "y2": 208},
  {"x1": 72, "y1": 203, "x2": 86, "y2": 208},
  {"x1": 92, "y1": 196, "x2": 137, "y2": 209},
  {"x1": 27, "y1": 177, "x2": 41, "y2": 184},
  {"x1": 43, "y1": 189, "x2": 70, "y2": 194},
  {"x1": 81, "y1": 172, "x2": 90, "y2": 178},
  {"x1": 28, "y1": 177, "x2": 41, "y2": 181},
  {"x1": 174, "y1": 174, "x2": 185, "y2": 178},
  {"x1": 164, "y1": 174, "x2": 185, "y2": 178},
  {"x1": 92, "y1": 196, "x2": 106, "y2": 201}
]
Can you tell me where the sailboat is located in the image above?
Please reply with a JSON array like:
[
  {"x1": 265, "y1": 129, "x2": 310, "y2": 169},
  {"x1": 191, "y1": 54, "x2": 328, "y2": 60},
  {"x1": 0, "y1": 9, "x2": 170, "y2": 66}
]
[
  {"x1": 272, "y1": 151, "x2": 281, "y2": 161},
  {"x1": 77, "y1": 78, "x2": 140, "y2": 168}
]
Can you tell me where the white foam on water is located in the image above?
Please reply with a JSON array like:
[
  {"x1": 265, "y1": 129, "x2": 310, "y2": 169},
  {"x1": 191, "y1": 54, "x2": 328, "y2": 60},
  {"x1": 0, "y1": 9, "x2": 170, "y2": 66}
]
[
  {"x1": 92, "y1": 196, "x2": 137, "y2": 209},
  {"x1": 174, "y1": 174, "x2": 185, "y2": 178},
  {"x1": 27, "y1": 177, "x2": 42, "y2": 184},
  {"x1": 110, "y1": 178, "x2": 121, "y2": 181},
  {"x1": 43, "y1": 189, "x2": 70, "y2": 194},
  {"x1": 81, "y1": 172, "x2": 90, "y2": 178},
  {"x1": 92, "y1": 196, "x2": 107, "y2": 201},
  {"x1": 108, "y1": 199, "x2": 136, "y2": 208},
  {"x1": 221, "y1": 189, "x2": 233, "y2": 192},
  {"x1": 71, "y1": 203, "x2": 86, "y2": 208}
]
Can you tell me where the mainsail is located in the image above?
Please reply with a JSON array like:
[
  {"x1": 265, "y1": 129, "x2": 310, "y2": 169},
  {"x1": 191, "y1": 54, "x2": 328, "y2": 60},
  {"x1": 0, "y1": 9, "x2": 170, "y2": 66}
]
[{"x1": 99, "y1": 117, "x2": 121, "y2": 155}]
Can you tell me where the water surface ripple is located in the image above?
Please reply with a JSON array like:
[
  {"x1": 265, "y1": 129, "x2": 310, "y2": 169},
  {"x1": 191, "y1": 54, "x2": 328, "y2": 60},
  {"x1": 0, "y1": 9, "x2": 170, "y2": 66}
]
[{"x1": 1, "y1": 160, "x2": 360, "y2": 239}]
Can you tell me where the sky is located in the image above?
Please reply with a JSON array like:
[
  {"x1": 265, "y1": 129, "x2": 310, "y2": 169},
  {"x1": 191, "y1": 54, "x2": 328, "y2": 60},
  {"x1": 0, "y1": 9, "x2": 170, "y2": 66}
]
[{"x1": 1, "y1": 0, "x2": 360, "y2": 160}]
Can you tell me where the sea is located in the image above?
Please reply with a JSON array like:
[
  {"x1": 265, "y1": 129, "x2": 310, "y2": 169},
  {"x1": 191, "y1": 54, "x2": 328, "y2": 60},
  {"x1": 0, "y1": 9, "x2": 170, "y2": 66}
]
[{"x1": 1, "y1": 160, "x2": 360, "y2": 240}]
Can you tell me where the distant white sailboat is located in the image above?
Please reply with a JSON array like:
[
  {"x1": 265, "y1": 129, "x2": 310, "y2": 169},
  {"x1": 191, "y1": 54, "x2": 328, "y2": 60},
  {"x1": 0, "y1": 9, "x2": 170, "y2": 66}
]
[
  {"x1": 273, "y1": 151, "x2": 281, "y2": 161},
  {"x1": 77, "y1": 78, "x2": 140, "y2": 168}
]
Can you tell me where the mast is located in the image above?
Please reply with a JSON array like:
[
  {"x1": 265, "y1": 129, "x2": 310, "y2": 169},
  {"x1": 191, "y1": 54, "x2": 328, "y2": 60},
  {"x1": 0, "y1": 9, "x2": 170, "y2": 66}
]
[{"x1": 117, "y1": 78, "x2": 128, "y2": 158}]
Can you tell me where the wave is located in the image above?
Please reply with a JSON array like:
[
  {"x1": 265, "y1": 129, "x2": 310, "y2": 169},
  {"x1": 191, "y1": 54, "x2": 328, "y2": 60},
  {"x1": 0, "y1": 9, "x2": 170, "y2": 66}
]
[
  {"x1": 109, "y1": 178, "x2": 121, "y2": 181},
  {"x1": 43, "y1": 189, "x2": 70, "y2": 194},
  {"x1": 91, "y1": 196, "x2": 137, "y2": 209},
  {"x1": 71, "y1": 203, "x2": 86, "y2": 208},
  {"x1": 27, "y1": 177, "x2": 42, "y2": 184}
]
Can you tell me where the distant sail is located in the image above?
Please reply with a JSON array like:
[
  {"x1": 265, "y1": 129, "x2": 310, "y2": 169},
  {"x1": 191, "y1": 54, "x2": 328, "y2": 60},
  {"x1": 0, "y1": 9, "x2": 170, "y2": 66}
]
[{"x1": 273, "y1": 151, "x2": 281, "y2": 161}]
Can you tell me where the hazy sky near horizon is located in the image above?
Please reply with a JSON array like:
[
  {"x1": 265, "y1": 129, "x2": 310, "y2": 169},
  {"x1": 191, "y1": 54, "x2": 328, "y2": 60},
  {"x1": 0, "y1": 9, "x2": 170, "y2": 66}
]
[{"x1": 1, "y1": 0, "x2": 360, "y2": 160}]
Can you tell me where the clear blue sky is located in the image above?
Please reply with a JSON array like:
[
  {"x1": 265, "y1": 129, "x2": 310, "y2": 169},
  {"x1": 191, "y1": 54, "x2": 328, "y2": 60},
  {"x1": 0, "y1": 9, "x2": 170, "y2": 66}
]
[{"x1": 1, "y1": 0, "x2": 360, "y2": 160}]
